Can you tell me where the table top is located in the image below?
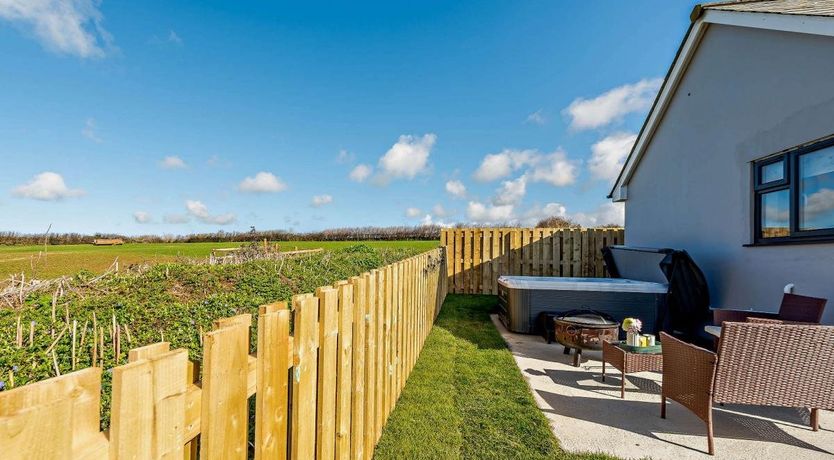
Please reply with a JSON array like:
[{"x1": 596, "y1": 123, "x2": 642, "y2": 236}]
[
  {"x1": 704, "y1": 325, "x2": 722, "y2": 338},
  {"x1": 611, "y1": 340, "x2": 662, "y2": 355}
]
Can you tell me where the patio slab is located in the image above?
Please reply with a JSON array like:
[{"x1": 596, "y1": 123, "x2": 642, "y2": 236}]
[{"x1": 491, "y1": 314, "x2": 834, "y2": 460}]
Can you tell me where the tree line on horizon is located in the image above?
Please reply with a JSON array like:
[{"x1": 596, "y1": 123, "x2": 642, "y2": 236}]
[{"x1": 0, "y1": 218, "x2": 620, "y2": 246}]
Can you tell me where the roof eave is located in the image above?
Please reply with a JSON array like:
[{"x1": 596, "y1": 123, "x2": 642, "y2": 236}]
[
  {"x1": 609, "y1": 8, "x2": 834, "y2": 202},
  {"x1": 607, "y1": 17, "x2": 705, "y2": 200}
]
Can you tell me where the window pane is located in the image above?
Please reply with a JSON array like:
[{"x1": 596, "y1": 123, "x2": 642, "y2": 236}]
[
  {"x1": 761, "y1": 189, "x2": 790, "y2": 238},
  {"x1": 760, "y1": 161, "x2": 784, "y2": 184},
  {"x1": 799, "y1": 146, "x2": 834, "y2": 231}
]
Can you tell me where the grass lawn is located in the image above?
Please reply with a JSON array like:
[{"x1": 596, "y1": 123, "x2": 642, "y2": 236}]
[
  {"x1": 0, "y1": 240, "x2": 439, "y2": 279},
  {"x1": 374, "y1": 294, "x2": 616, "y2": 460}
]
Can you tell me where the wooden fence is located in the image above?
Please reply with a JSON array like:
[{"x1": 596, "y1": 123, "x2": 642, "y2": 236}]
[
  {"x1": 441, "y1": 228, "x2": 624, "y2": 295},
  {"x1": 0, "y1": 248, "x2": 448, "y2": 460}
]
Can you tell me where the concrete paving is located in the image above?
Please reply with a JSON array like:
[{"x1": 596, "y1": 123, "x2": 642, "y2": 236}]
[{"x1": 491, "y1": 315, "x2": 834, "y2": 460}]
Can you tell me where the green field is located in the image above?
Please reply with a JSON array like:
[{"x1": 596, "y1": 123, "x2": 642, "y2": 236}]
[{"x1": 0, "y1": 240, "x2": 439, "y2": 279}]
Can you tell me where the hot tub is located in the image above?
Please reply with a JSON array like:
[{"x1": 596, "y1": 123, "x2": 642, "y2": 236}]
[
  {"x1": 498, "y1": 276, "x2": 668, "y2": 334},
  {"x1": 497, "y1": 246, "x2": 674, "y2": 335}
]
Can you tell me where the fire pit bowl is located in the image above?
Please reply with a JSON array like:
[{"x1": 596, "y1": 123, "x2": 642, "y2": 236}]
[{"x1": 554, "y1": 310, "x2": 620, "y2": 367}]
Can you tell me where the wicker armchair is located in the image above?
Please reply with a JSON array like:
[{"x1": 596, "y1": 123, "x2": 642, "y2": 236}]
[
  {"x1": 711, "y1": 293, "x2": 827, "y2": 325},
  {"x1": 660, "y1": 322, "x2": 834, "y2": 455}
]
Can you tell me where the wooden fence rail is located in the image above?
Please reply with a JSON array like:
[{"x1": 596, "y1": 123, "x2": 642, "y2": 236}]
[
  {"x1": 0, "y1": 248, "x2": 448, "y2": 460},
  {"x1": 441, "y1": 228, "x2": 624, "y2": 295}
]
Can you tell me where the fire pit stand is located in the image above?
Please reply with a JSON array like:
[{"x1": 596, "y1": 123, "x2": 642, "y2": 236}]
[{"x1": 553, "y1": 311, "x2": 620, "y2": 367}]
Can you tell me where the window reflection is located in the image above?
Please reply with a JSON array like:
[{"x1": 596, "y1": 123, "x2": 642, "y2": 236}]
[
  {"x1": 761, "y1": 189, "x2": 789, "y2": 238},
  {"x1": 799, "y1": 146, "x2": 834, "y2": 231},
  {"x1": 761, "y1": 161, "x2": 784, "y2": 184}
]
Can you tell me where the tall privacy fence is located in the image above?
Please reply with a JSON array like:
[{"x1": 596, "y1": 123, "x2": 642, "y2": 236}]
[
  {"x1": 441, "y1": 228, "x2": 625, "y2": 294},
  {"x1": 0, "y1": 248, "x2": 447, "y2": 459}
]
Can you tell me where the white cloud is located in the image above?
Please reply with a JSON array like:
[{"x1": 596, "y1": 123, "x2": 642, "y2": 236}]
[
  {"x1": 167, "y1": 30, "x2": 181, "y2": 45},
  {"x1": 588, "y1": 132, "x2": 637, "y2": 181},
  {"x1": 473, "y1": 149, "x2": 536, "y2": 182},
  {"x1": 336, "y1": 149, "x2": 355, "y2": 164},
  {"x1": 376, "y1": 133, "x2": 436, "y2": 182},
  {"x1": 432, "y1": 204, "x2": 448, "y2": 217},
  {"x1": 466, "y1": 201, "x2": 515, "y2": 224},
  {"x1": 405, "y1": 207, "x2": 422, "y2": 218},
  {"x1": 349, "y1": 164, "x2": 372, "y2": 183},
  {"x1": 571, "y1": 202, "x2": 625, "y2": 228},
  {"x1": 185, "y1": 200, "x2": 236, "y2": 225},
  {"x1": 163, "y1": 213, "x2": 189, "y2": 224},
  {"x1": 517, "y1": 202, "x2": 569, "y2": 226},
  {"x1": 82, "y1": 117, "x2": 101, "y2": 143},
  {"x1": 311, "y1": 194, "x2": 333, "y2": 207},
  {"x1": 529, "y1": 150, "x2": 578, "y2": 187},
  {"x1": 460, "y1": 199, "x2": 622, "y2": 229},
  {"x1": 0, "y1": 0, "x2": 114, "y2": 58},
  {"x1": 420, "y1": 213, "x2": 453, "y2": 228},
  {"x1": 445, "y1": 179, "x2": 466, "y2": 198},
  {"x1": 133, "y1": 211, "x2": 152, "y2": 224},
  {"x1": 12, "y1": 172, "x2": 84, "y2": 201},
  {"x1": 492, "y1": 176, "x2": 527, "y2": 206},
  {"x1": 802, "y1": 188, "x2": 834, "y2": 219},
  {"x1": 160, "y1": 156, "x2": 187, "y2": 170},
  {"x1": 238, "y1": 172, "x2": 287, "y2": 193},
  {"x1": 526, "y1": 109, "x2": 546, "y2": 125},
  {"x1": 474, "y1": 148, "x2": 578, "y2": 187},
  {"x1": 564, "y1": 78, "x2": 662, "y2": 130},
  {"x1": 149, "y1": 29, "x2": 182, "y2": 46}
]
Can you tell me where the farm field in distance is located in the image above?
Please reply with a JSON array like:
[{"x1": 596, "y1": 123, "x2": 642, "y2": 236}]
[{"x1": 0, "y1": 240, "x2": 440, "y2": 279}]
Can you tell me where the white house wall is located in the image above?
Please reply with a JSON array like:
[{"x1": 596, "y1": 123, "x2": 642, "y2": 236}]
[{"x1": 625, "y1": 23, "x2": 834, "y2": 323}]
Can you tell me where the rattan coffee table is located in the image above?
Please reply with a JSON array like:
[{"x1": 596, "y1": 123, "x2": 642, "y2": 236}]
[{"x1": 601, "y1": 340, "x2": 663, "y2": 399}]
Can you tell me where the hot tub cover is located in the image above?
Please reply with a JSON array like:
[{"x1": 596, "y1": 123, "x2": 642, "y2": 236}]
[{"x1": 498, "y1": 275, "x2": 667, "y2": 294}]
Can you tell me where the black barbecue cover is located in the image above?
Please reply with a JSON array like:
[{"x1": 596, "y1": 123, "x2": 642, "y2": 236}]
[
  {"x1": 658, "y1": 250, "x2": 712, "y2": 347},
  {"x1": 602, "y1": 246, "x2": 712, "y2": 347}
]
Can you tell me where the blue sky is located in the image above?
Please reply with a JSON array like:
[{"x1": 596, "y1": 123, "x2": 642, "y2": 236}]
[{"x1": 0, "y1": 0, "x2": 699, "y2": 235}]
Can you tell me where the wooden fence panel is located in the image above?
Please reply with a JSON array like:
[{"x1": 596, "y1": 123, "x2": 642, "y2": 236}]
[
  {"x1": 440, "y1": 228, "x2": 625, "y2": 294},
  {"x1": 335, "y1": 283, "x2": 353, "y2": 460},
  {"x1": 373, "y1": 269, "x2": 385, "y2": 443},
  {"x1": 291, "y1": 294, "x2": 319, "y2": 460},
  {"x1": 202, "y1": 323, "x2": 249, "y2": 459},
  {"x1": 255, "y1": 303, "x2": 290, "y2": 460},
  {"x1": 350, "y1": 276, "x2": 366, "y2": 460},
  {"x1": 0, "y1": 249, "x2": 449, "y2": 460},
  {"x1": 315, "y1": 288, "x2": 338, "y2": 460},
  {"x1": 382, "y1": 265, "x2": 392, "y2": 419},
  {"x1": 110, "y1": 359, "x2": 154, "y2": 458},
  {"x1": 391, "y1": 263, "x2": 400, "y2": 410},
  {"x1": 0, "y1": 367, "x2": 103, "y2": 460},
  {"x1": 363, "y1": 271, "x2": 377, "y2": 458}
]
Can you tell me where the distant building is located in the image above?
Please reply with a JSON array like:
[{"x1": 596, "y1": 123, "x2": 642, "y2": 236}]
[{"x1": 92, "y1": 238, "x2": 124, "y2": 246}]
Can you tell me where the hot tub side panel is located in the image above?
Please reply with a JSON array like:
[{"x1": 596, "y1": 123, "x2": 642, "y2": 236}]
[
  {"x1": 501, "y1": 286, "x2": 665, "y2": 334},
  {"x1": 498, "y1": 283, "x2": 532, "y2": 333}
]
